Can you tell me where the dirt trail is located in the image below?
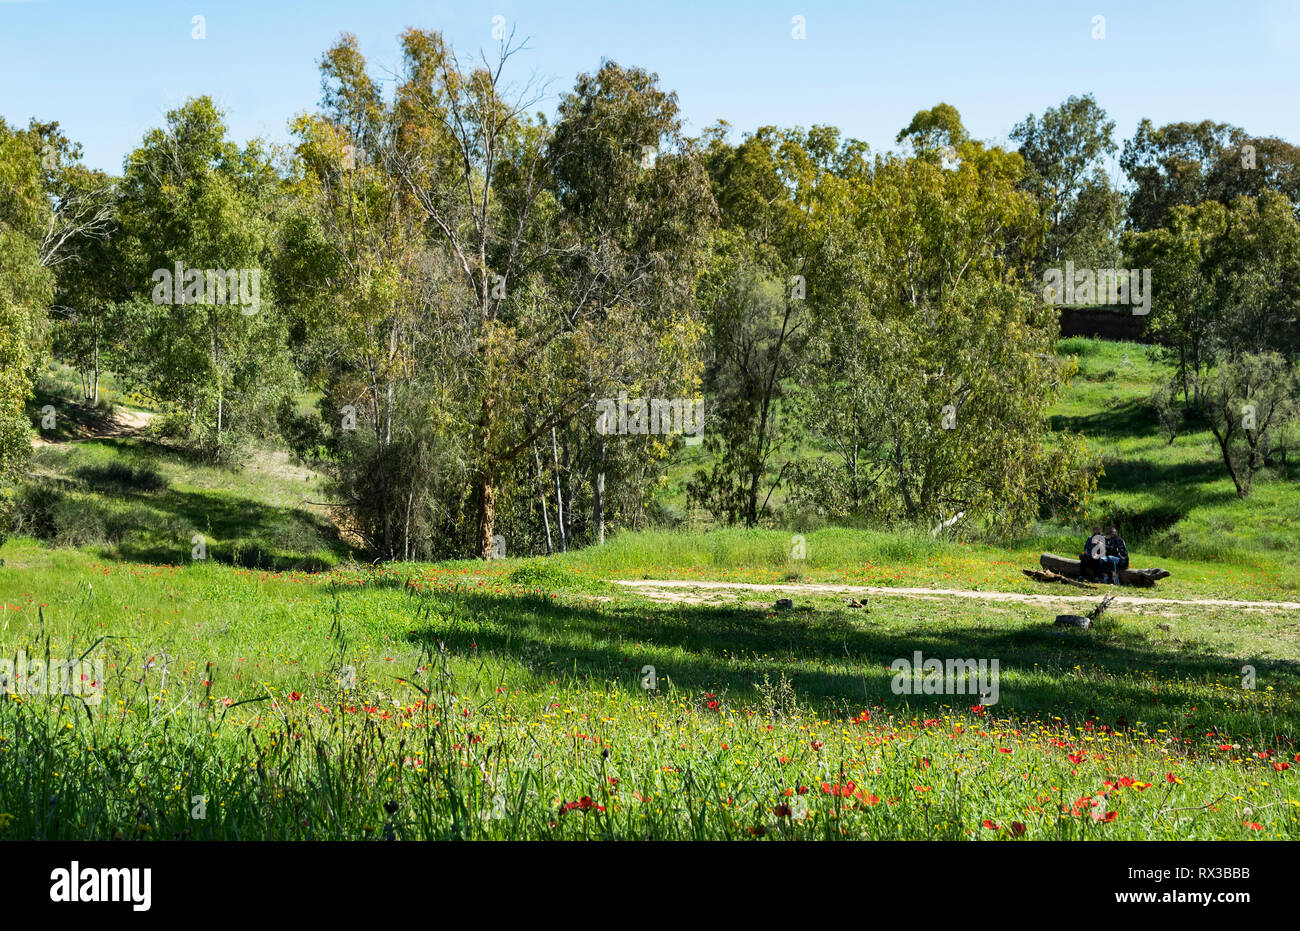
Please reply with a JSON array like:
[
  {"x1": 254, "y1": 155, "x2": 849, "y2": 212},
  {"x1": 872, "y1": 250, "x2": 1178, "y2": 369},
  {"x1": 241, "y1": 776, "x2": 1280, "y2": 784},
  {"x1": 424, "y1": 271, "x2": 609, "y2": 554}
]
[
  {"x1": 32, "y1": 407, "x2": 156, "y2": 447},
  {"x1": 613, "y1": 579, "x2": 1300, "y2": 612}
]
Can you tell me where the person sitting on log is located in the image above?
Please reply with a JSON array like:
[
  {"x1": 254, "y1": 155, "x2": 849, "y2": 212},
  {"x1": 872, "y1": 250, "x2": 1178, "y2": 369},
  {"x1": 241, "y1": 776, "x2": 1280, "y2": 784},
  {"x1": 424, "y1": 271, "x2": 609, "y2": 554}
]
[
  {"x1": 1079, "y1": 527, "x2": 1102, "y2": 580},
  {"x1": 1105, "y1": 527, "x2": 1129, "y2": 582},
  {"x1": 1080, "y1": 527, "x2": 1119, "y2": 583}
]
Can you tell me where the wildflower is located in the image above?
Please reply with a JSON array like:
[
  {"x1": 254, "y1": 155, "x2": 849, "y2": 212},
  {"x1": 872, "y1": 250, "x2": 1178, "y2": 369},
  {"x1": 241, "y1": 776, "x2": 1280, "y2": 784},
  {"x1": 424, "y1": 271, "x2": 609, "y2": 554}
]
[{"x1": 560, "y1": 797, "x2": 604, "y2": 814}]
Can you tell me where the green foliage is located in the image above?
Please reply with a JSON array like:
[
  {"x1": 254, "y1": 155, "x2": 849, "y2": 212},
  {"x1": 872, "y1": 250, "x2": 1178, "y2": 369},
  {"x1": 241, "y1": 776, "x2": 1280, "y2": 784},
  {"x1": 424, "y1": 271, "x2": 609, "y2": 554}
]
[
  {"x1": 114, "y1": 97, "x2": 291, "y2": 463},
  {"x1": 0, "y1": 119, "x2": 55, "y2": 548},
  {"x1": 1011, "y1": 93, "x2": 1124, "y2": 272},
  {"x1": 1122, "y1": 118, "x2": 1300, "y2": 233},
  {"x1": 795, "y1": 132, "x2": 1098, "y2": 534},
  {"x1": 1204, "y1": 352, "x2": 1300, "y2": 497}
]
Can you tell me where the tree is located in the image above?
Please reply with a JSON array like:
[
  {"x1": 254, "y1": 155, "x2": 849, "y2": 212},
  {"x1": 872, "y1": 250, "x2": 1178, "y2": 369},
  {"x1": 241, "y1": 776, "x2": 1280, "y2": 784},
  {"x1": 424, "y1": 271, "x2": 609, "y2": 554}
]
[
  {"x1": 1011, "y1": 94, "x2": 1124, "y2": 272},
  {"x1": 0, "y1": 118, "x2": 55, "y2": 548},
  {"x1": 689, "y1": 124, "x2": 865, "y2": 526},
  {"x1": 1123, "y1": 202, "x2": 1224, "y2": 408},
  {"x1": 544, "y1": 59, "x2": 714, "y2": 545},
  {"x1": 1126, "y1": 192, "x2": 1300, "y2": 410},
  {"x1": 116, "y1": 97, "x2": 290, "y2": 462},
  {"x1": 30, "y1": 124, "x2": 122, "y2": 404},
  {"x1": 1205, "y1": 352, "x2": 1299, "y2": 496},
  {"x1": 1210, "y1": 191, "x2": 1300, "y2": 360},
  {"x1": 1121, "y1": 119, "x2": 1300, "y2": 232},
  {"x1": 799, "y1": 127, "x2": 1098, "y2": 533},
  {"x1": 895, "y1": 103, "x2": 967, "y2": 158},
  {"x1": 278, "y1": 34, "x2": 451, "y2": 560},
  {"x1": 281, "y1": 33, "x2": 715, "y2": 559},
  {"x1": 689, "y1": 242, "x2": 802, "y2": 526}
]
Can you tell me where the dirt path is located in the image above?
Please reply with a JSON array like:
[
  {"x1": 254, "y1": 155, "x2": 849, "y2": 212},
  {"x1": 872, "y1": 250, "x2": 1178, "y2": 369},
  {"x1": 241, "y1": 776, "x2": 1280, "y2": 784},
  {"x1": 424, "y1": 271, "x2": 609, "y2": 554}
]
[
  {"x1": 32, "y1": 407, "x2": 156, "y2": 447},
  {"x1": 613, "y1": 579, "x2": 1300, "y2": 612}
]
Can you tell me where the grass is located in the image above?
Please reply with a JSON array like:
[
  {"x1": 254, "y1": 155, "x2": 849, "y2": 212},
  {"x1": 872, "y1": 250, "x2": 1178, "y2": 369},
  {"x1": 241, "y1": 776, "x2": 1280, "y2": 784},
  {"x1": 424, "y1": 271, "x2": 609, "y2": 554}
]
[
  {"x1": 0, "y1": 339, "x2": 1297, "y2": 840},
  {"x1": 546, "y1": 525, "x2": 1300, "y2": 603},
  {"x1": 0, "y1": 547, "x2": 1296, "y2": 840},
  {"x1": 18, "y1": 433, "x2": 344, "y2": 572}
]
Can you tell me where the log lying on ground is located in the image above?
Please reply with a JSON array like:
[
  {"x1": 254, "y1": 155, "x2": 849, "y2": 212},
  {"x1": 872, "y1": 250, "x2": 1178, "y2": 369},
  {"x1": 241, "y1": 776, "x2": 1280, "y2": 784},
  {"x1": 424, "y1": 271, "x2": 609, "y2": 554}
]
[
  {"x1": 1022, "y1": 568, "x2": 1097, "y2": 589},
  {"x1": 1039, "y1": 552, "x2": 1170, "y2": 587}
]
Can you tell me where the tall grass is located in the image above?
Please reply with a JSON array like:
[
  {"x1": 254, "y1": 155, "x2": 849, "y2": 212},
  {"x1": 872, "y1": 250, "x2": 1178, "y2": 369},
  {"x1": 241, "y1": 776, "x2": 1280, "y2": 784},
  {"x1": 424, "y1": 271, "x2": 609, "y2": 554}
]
[{"x1": 2, "y1": 575, "x2": 1296, "y2": 840}]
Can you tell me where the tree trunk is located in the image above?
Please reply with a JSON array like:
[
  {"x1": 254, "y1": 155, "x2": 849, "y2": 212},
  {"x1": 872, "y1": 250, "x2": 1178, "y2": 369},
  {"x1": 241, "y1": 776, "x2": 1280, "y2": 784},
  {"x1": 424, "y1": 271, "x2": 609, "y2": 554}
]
[
  {"x1": 91, "y1": 334, "x2": 99, "y2": 405},
  {"x1": 475, "y1": 463, "x2": 496, "y2": 559},
  {"x1": 534, "y1": 442, "x2": 553, "y2": 555},
  {"x1": 551, "y1": 425, "x2": 567, "y2": 554}
]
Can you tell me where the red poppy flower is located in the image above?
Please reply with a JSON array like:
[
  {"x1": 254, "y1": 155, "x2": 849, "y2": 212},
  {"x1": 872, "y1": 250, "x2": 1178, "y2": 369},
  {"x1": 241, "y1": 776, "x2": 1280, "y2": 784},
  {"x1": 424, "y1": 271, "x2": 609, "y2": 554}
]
[{"x1": 982, "y1": 819, "x2": 999, "y2": 830}]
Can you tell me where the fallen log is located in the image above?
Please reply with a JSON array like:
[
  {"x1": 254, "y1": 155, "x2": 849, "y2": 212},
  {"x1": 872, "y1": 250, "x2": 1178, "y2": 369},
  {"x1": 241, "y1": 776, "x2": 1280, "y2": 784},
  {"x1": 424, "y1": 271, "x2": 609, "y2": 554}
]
[
  {"x1": 1040, "y1": 552, "x2": 1170, "y2": 587},
  {"x1": 1022, "y1": 568, "x2": 1097, "y2": 589}
]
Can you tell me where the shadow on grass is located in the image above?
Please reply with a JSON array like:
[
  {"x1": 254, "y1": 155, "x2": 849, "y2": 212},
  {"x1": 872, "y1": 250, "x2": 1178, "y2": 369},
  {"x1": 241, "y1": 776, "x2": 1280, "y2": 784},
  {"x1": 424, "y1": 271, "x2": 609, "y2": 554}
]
[
  {"x1": 1050, "y1": 397, "x2": 1159, "y2": 442},
  {"x1": 25, "y1": 387, "x2": 118, "y2": 442},
  {"x1": 106, "y1": 484, "x2": 346, "y2": 572},
  {"x1": 391, "y1": 587, "x2": 1300, "y2": 739},
  {"x1": 26, "y1": 432, "x2": 349, "y2": 572}
]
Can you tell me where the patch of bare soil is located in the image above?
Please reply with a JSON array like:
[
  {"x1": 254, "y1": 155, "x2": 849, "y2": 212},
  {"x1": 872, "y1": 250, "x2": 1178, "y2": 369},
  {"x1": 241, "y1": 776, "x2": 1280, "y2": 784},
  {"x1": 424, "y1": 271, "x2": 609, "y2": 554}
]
[
  {"x1": 31, "y1": 406, "x2": 156, "y2": 446},
  {"x1": 613, "y1": 579, "x2": 1300, "y2": 613}
]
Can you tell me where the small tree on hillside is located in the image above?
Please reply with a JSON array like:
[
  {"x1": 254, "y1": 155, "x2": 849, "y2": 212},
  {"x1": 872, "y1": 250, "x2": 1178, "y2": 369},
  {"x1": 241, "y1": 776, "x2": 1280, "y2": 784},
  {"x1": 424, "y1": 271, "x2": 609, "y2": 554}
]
[{"x1": 1205, "y1": 352, "x2": 1299, "y2": 496}]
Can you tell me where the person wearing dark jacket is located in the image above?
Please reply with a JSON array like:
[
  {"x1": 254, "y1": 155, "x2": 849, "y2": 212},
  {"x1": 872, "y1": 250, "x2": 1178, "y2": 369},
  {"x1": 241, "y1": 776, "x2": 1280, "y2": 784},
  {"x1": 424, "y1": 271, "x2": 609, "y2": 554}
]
[
  {"x1": 1106, "y1": 528, "x2": 1129, "y2": 580},
  {"x1": 1080, "y1": 527, "x2": 1112, "y2": 582}
]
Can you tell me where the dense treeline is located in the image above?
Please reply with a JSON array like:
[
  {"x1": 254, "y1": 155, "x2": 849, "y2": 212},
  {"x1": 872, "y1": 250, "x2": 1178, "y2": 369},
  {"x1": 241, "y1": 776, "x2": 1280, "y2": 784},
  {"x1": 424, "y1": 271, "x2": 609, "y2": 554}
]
[{"x1": 2, "y1": 30, "x2": 1298, "y2": 559}]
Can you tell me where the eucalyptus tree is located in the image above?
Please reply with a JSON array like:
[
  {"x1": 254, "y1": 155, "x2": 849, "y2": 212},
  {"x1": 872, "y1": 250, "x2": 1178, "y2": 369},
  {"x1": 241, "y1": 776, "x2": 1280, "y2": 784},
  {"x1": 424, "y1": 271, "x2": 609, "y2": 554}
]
[
  {"x1": 0, "y1": 117, "x2": 54, "y2": 548},
  {"x1": 799, "y1": 111, "x2": 1098, "y2": 534},
  {"x1": 282, "y1": 31, "x2": 714, "y2": 558},
  {"x1": 115, "y1": 97, "x2": 289, "y2": 462},
  {"x1": 1011, "y1": 94, "x2": 1124, "y2": 273},
  {"x1": 393, "y1": 30, "x2": 713, "y2": 557}
]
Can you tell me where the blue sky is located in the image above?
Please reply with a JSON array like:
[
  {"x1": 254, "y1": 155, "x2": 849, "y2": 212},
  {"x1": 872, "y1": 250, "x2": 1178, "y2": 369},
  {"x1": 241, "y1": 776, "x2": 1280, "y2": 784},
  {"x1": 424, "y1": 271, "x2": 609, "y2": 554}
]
[{"x1": 2, "y1": 0, "x2": 1298, "y2": 175}]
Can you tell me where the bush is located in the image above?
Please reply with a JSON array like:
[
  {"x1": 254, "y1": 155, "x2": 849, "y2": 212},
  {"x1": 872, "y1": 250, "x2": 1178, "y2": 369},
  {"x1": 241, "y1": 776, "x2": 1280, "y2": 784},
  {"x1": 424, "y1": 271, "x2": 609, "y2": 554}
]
[
  {"x1": 507, "y1": 560, "x2": 586, "y2": 592},
  {"x1": 52, "y1": 498, "x2": 108, "y2": 547},
  {"x1": 12, "y1": 482, "x2": 60, "y2": 540},
  {"x1": 74, "y1": 461, "x2": 166, "y2": 492},
  {"x1": 11, "y1": 482, "x2": 109, "y2": 547}
]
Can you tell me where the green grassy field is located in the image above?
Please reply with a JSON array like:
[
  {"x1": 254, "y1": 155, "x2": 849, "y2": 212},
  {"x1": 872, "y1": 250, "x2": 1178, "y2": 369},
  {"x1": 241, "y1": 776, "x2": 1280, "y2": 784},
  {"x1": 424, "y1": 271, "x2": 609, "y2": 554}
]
[{"x1": 0, "y1": 340, "x2": 1297, "y2": 840}]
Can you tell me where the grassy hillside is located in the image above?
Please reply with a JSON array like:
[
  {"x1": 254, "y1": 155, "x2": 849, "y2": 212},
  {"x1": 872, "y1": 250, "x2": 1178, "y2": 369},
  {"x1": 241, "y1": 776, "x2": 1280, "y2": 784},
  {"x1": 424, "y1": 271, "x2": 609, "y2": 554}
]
[{"x1": 1, "y1": 340, "x2": 1297, "y2": 841}]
